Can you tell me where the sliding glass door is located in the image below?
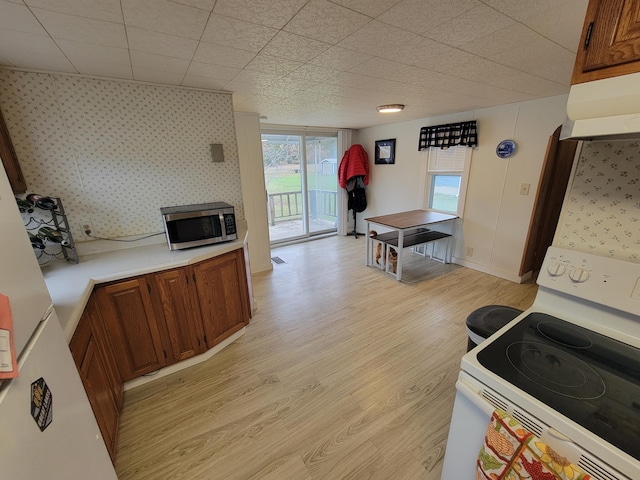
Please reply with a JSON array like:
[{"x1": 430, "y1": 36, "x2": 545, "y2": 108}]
[{"x1": 262, "y1": 131, "x2": 338, "y2": 244}]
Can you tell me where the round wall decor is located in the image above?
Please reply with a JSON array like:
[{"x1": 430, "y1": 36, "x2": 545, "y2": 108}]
[{"x1": 496, "y1": 139, "x2": 517, "y2": 158}]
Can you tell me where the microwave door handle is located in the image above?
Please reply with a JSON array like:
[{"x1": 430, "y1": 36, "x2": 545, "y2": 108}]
[{"x1": 219, "y1": 212, "x2": 227, "y2": 240}]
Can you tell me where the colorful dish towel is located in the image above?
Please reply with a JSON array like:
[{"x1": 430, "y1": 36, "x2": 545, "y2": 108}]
[{"x1": 477, "y1": 410, "x2": 590, "y2": 480}]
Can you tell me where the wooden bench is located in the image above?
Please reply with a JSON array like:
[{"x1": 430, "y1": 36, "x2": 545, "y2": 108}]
[{"x1": 369, "y1": 228, "x2": 452, "y2": 271}]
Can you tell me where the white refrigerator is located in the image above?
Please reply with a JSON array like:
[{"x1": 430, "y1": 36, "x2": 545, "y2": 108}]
[{"x1": 0, "y1": 165, "x2": 117, "y2": 479}]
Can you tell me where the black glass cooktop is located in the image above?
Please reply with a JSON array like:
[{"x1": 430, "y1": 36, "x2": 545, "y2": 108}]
[{"x1": 477, "y1": 312, "x2": 640, "y2": 461}]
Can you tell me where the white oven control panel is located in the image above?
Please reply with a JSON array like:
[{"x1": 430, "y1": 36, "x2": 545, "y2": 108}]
[{"x1": 539, "y1": 246, "x2": 640, "y2": 316}]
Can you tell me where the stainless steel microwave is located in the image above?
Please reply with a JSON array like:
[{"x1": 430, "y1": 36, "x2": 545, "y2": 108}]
[{"x1": 160, "y1": 202, "x2": 237, "y2": 251}]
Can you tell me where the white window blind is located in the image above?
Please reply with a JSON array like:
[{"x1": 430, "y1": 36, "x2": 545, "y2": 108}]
[{"x1": 428, "y1": 146, "x2": 467, "y2": 173}]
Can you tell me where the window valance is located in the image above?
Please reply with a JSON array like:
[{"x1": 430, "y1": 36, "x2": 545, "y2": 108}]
[{"x1": 418, "y1": 120, "x2": 477, "y2": 150}]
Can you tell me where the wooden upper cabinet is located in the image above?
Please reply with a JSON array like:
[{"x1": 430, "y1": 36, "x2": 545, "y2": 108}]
[
  {"x1": 572, "y1": 0, "x2": 640, "y2": 84},
  {"x1": 152, "y1": 269, "x2": 205, "y2": 363},
  {"x1": 192, "y1": 250, "x2": 250, "y2": 348},
  {"x1": 96, "y1": 277, "x2": 167, "y2": 382},
  {"x1": 0, "y1": 107, "x2": 26, "y2": 193}
]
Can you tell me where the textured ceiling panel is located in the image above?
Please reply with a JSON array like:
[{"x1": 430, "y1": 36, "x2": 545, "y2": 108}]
[{"x1": 0, "y1": 0, "x2": 589, "y2": 128}]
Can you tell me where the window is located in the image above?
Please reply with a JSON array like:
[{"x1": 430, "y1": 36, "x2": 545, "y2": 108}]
[{"x1": 426, "y1": 146, "x2": 471, "y2": 216}]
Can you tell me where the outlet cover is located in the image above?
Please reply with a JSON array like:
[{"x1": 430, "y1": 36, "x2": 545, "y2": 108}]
[
  {"x1": 520, "y1": 183, "x2": 530, "y2": 195},
  {"x1": 466, "y1": 246, "x2": 474, "y2": 257},
  {"x1": 78, "y1": 220, "x2": 94, "y2": 239}
]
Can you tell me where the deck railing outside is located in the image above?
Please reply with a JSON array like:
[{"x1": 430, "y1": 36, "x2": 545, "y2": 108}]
[{"x1": 268, "y1": 189, "x2": 337, "y2": 226}]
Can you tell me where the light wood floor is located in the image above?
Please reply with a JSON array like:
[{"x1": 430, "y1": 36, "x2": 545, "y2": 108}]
[{"x1": 115, "y1": 236, "x2": 537, "y2": 480}]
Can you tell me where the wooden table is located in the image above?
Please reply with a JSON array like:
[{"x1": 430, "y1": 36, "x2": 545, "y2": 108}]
[{"x1": 365, "y1": 210, "x2": 458, "y2": 281}]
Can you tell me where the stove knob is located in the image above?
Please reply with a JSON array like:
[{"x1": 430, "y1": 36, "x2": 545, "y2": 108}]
[
  {"x1": 546, "y1": 262, "x2": 566, "y2": 277},
  {"x1": 569, "y1": 267, "x2": 590, "y2": 283}
]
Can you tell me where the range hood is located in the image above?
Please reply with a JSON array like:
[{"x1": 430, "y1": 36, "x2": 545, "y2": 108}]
[{"x1": 560, "y1": 72, "x2": 640, "y2": 141}]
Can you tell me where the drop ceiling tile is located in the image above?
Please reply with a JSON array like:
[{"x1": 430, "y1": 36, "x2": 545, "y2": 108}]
[
  {"x1": 245, "y1": 53, "x2": 303, "y2": 76},
  {"x1": 423, "y1": 5, "x2": 515, "y2": 47},
  {"x1": 225, "y1": 70, "x2": 281, "y2": 95},
  {"x1": 0, "y1": 1, "x2": 49, "y2": 35},
  {"x1": 122, "y1": 0, "x2": 208, "y2": 40},
  {"x1": 57, "y1": 39, "x2": 130, "y2": 65},
  {"x1": 347, "y1": 56, "x2": 417, "y2": 81},
  {"x1": 130, "y1": 50, "x2": 190, "y2": 74},
  {"x1": 285, "y1": 64, "x2": 342, "y2": 83},
  {"x1": 328, "y1": 0, "x2": 401, "y2": 17},
  {"x1": 490, "y1": 37, "x2": 575, "y2": 83},
  {"x1": 69, "y1": 59, "x2": 134, "y2": 78},
  {"x1": 480, "y1": 0, "x2": 558, "y2": 23},
  {"x1": 419, "y1": 48, "x2": 488, "y2": 79},
  {"x1": 185, "y1": 62, "x2": 240, "y2": 81},
  {"x1": 24, "y1": 0, "x2": 123, "y2": 22},
  {"x1": 213, "y1": 0, "x2": 307, "y2": 29},
  {"x1": 378, "y1": 0, "x2": 480, "y2": 34},
  {"x1": 263, "y1": 78, "x2": 315, "y2": 96},
  {"x1": 193, "y1": 42, "x2": 256, "y2": 68},
  {"x1": 0, "y1": 30, "x2": 76, "y2": 71},
  {"x1": 261, "y1": 31, "x2": 332, "y2": 62},
  {"x1": 309, "y1": 46, "x2": 374, "y2": 71},
  {"x1": 126, "y1": 27, "x2": 198, "y2": 60},
  {"x1": 2, "y1": 51, "x2": 77, "y2": 72},
  {"x1": 32, "y1": 8, "x2": 127, "y2": 47},
  {"x1": 375, "y1": 35, "x2": 453, "y2": 67},
  {"x1": 338, "y1": 20, "x2": 417, "y2": 55},
  {"x1": 182, "y1": 74, "x2": 227, "y2": 90},
  {"x1": 171, "y1": 0, "x2": 214, "y2": 11},
  {"x1": 458, "y1": 23, "x2": 539, "y2": 58},
  {"x1": 201, "y1": 14, "x2": 278, "y2": 52},
  {"x1": 523, "y1": 0, "x2": 588, "y2": 52},
  {"x1": 132, "y1": 67, "x2": 186, "y2": 84},
  {"x1": 284, "y1": 0, "x2": 371, "y2": 44}
]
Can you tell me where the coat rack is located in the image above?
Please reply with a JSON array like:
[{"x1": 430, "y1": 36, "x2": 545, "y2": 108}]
[{"x1": 338, "y1": 145, "x2": 370, "y2": 239}]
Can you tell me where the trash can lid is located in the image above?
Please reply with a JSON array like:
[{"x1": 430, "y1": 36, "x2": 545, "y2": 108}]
[{"x1": 465, "y1": 305, "x2": 523, "y2": 338}]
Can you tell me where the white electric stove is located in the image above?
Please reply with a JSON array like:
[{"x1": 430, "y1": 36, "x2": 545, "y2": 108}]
[{"x1": 442, "y1": 246, "x2": 640, "y2": 480}]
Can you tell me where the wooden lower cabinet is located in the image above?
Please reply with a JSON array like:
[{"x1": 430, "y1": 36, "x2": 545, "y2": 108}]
[
  {"x1": 152, "y1": 268, "x2": 205, "y2": 363},
  {"x1": 70, "y1": 248, "x2": 251, "y2": 461},
  {"x1": 95, "y1": 277, "x2": 167, "y2": 382},
  {"x1": 193, "y1": 249, "x2": 250, "y2": 348},
  {"x1": 70, "y1": 295, "x2": 122, "y2": 463}
]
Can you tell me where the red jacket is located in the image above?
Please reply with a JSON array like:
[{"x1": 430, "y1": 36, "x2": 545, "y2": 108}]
[{"x1": 338, "y1": 144, "x2": 369, "y2": 189}]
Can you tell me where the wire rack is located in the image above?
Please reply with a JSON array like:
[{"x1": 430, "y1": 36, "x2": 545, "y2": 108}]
[{"x1": 21, "y1": 196, "x2": 79, "y2": 266}]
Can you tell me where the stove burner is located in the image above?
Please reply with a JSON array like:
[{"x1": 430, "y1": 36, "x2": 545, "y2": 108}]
[
  {"x1": 537, "y1": 321, "x2": 593, "y2": 349},
  {"x1": 506, "y1": 341, "x2": 605, "y2": 400}
]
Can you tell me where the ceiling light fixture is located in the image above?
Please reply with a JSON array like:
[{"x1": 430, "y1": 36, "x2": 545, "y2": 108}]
[{"x1": 377, "y1": 104, "x2": 405, "y2": 113}]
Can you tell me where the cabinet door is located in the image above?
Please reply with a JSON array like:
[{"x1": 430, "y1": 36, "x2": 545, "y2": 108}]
[
  {"x1": 572, "y1": 0, "x2": 640, "y2": 83},
  {"x1": 96, "y1": 277, "x2": 166, "y2": 381},
  {"x1": 192, "y1": 250, "x2": 250, "y2": 348},
  {"x1": 153, "y1": 268, "x2": 205, "y2": 363},
  {"x1": 0, "y1": 107, "x2": 26, "y2": 193},
  {"x1": 70, "y1": 299, "x2": 121, "y2": 463}
]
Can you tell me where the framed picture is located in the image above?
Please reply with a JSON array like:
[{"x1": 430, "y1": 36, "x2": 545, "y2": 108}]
[{"x1": 375, "y1": 139, "x2": 396, "y2": 164}]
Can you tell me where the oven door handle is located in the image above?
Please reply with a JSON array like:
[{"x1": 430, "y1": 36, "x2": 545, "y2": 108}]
[{"x1": 456, "y1": 378, "x2": 496, "y2": 417}]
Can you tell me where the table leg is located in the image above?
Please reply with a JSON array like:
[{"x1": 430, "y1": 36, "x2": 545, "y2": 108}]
[
  {"x1": 396, "y1": 230, "x2": 404, "y2": 281},
  {"x1": 365, "y1": 221, "x2": 371, "y2": 266}
]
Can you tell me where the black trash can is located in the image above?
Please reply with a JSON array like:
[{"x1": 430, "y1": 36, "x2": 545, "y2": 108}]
[{"x1": 465, "y1": 305, "x2": 523, "y2": 352}]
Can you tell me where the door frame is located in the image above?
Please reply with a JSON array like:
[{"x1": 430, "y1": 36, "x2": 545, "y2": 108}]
[{"x1": 519, "y1": 126, "x2": 579, "y2": 276}]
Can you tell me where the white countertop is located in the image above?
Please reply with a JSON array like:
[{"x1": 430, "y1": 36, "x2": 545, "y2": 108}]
[{"x1": 43, "y1": 227, "x2": 248, "y2": 343}]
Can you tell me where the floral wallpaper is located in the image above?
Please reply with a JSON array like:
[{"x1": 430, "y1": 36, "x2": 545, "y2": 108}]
[
  {"x1": 556, "y1": 140, "x2": 640, "y2": 262},
  {"x1": 0, "y1": 69, "x2": 243, "y2": 242}
]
